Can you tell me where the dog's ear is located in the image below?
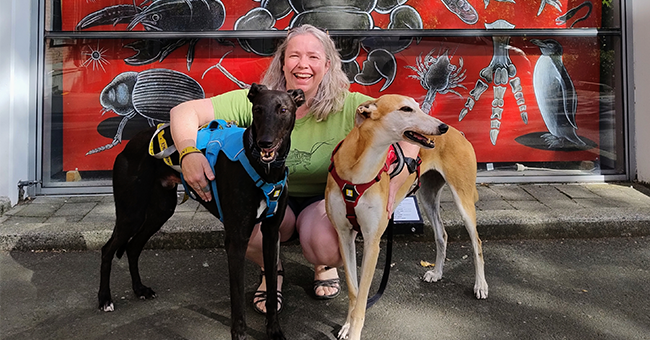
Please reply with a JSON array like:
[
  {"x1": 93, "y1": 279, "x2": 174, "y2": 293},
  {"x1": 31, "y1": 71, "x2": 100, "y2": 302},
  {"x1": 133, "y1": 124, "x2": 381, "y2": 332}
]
[
  {"x1": 355, "y1": 100, "x2": 378, "y2": 126},
  {"x1": 247, "y1": 83, "x2": 268, "y2": 102},
  {"x1": 287, "y1": 89, "x2": 305, "y2": 108}
]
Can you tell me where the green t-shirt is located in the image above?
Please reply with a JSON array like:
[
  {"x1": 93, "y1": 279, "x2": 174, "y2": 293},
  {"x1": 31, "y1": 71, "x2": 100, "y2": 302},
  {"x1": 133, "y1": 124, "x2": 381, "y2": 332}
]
[{"x1": 210, "y1": 89, "x2": 373, "y2": 197}]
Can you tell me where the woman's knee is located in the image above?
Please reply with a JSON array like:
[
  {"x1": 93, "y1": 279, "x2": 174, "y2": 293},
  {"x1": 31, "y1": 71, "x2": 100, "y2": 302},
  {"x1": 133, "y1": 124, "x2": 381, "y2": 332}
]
[
  {"x1": 297, "y1": 203, "x2": 341, "y2": 265},
  {"x1": 279, "y1": 207, "x2": 296, "y2": 242}
]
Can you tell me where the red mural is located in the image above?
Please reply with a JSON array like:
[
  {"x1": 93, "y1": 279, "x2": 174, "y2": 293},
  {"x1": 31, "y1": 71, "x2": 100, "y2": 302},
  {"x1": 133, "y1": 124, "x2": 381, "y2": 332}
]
[{"x1": 55, "y1": 0, "x2": 604, "y2": 171}]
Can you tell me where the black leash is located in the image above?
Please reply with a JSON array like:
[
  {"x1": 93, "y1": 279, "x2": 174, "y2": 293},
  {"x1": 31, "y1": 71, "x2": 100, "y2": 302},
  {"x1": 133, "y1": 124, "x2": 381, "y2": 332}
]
[{"x1": 366, "y1": 218, "x2": 394, "y2": 309}]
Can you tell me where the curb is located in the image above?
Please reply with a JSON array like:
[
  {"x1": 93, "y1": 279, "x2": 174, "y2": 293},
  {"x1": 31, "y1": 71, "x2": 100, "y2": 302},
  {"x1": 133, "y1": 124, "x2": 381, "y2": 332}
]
[
  {"x1": 3, "y1": 207, "x2": 650, "y2": 252},
  {"x1": 2, "y1": 182, "x2": 650, "y2": 252}
]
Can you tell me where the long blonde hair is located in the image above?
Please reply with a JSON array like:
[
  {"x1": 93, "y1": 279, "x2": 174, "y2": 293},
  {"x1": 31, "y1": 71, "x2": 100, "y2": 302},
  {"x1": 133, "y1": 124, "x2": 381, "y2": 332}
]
[{"x1": 261, "y1": 24, "x2": 350, "y2": 121}]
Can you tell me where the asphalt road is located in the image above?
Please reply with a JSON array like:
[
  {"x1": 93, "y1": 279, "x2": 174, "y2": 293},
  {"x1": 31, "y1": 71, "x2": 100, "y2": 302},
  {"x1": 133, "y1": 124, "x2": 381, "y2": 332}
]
[{"x1": 2, "y1": 237, "x2": 649, "y2": 340}]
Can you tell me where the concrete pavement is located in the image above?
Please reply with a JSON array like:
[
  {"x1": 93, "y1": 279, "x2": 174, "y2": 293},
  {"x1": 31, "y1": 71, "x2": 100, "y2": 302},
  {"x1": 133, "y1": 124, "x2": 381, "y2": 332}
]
[
  {"x1": 2, "y1": 182, "x2": 650, "y2": 339},
  {"x1": 2, "y1": 238, "x2": 649, "y2": 339},
  {"x1": 1, "y1": 182, "x2": 650, "y2": 252}
]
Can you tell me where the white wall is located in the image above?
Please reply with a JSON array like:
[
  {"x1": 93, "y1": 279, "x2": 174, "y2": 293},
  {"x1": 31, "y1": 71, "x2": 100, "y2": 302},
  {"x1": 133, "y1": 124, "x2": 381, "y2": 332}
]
[
  {"x1": 0, "y1": 1, "x2": 37, "y2": 206},
  {"x1": 633, "y1": 0, "x2": 650, "y2": 182}
]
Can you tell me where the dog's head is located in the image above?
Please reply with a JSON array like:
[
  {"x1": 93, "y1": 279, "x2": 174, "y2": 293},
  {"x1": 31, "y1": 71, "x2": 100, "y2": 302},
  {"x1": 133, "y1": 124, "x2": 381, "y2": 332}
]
[
  {"x1": 247, "y1": 83, "x2": 305, "y2": 163},
  {"x1": 355, "y1": 94, "x2": 448, "y2": 149}
]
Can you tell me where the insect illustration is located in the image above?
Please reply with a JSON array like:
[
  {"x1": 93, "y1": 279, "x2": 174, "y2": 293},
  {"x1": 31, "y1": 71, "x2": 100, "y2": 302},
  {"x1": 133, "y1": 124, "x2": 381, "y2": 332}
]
[
  {"x1": 286, "y1": 140, "x2": 332, "y2": 173},
  {"x1": 87, "y1": 68, "x2": 205, "y2": 155},
  {"x1": 406, "y1": 48, "x2": 466, "y2": 114}
]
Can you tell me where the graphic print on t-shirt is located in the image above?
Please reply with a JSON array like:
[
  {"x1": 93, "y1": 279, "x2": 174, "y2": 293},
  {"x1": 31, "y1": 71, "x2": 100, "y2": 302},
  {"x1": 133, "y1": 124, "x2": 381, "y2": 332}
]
[{"x1": 286, "y1": 140, "x2": 333, "y2": 174}]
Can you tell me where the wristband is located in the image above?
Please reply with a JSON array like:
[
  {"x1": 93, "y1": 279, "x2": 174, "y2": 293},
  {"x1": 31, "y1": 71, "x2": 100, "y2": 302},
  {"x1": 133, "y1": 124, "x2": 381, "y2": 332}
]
[{"x1": 178, "y1": 146, "x2": 201, "y2": 165}]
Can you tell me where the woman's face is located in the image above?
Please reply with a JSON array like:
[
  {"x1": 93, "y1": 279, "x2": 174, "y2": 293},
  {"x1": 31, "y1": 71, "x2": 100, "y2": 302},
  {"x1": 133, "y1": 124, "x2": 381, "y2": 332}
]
[{"x1": 282, "y1": 33, "x2": 330, "y2": 101}]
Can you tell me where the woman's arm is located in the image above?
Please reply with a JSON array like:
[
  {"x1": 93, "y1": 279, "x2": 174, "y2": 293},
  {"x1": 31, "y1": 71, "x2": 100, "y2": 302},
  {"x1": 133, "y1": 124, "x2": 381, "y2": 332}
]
[
  {"x1": 387, "y1": 141, "x2": 420, "y2": 214},
  {"x1": 170, "y1": 97, "x2": 216, "y2": 202}
]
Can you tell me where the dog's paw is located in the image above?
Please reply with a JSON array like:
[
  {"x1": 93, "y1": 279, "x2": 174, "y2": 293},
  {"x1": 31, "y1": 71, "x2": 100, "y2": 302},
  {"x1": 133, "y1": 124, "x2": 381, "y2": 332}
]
[
  {"x1": 338, "y1": 322, "x2": 351, "y2": 339},
  {"x1": 422, "y1": 269, "x2": 443, "y2": 282},
  {"x1": 134, "y1": 285, "x2": 157, "y2": 300},
  {"x1": 474, "y1": 280, "x2": 488, "y2": 299},
  {"x1": 99, "y1": 301, "x2": 114, "y2": 312}
]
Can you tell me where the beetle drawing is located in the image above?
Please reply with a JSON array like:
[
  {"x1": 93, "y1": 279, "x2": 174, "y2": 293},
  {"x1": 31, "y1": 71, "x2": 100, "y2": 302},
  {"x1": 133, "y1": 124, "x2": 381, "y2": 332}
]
[{"x1": 87, "y1": 68, "x2": 205, "y2": 155}]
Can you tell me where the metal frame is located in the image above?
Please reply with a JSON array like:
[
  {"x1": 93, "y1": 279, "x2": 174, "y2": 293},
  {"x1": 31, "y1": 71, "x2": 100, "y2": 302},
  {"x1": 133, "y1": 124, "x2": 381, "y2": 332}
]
[
  {"x1": 44, "y1": 28, "x2": 610, "y2": 39},
  {"x1": 623, "y1": 0, "x2": 636, "y2": 181}
]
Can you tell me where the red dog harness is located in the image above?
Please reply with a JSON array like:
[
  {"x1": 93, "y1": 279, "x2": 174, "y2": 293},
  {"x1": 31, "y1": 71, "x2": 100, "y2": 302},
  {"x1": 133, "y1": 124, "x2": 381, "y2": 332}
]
[{"x1": 328, "y1": 142, "x2": 404, "y2": 233}]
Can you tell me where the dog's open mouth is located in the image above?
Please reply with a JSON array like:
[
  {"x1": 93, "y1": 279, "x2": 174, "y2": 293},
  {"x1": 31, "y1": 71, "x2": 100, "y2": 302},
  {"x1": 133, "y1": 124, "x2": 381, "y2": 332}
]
[
  {"x1": 260, "y1": 146, "x2": 279, "y2": 163},
  {"x1": 404, "y1": 131, "x2": 435, "y2": 148}
]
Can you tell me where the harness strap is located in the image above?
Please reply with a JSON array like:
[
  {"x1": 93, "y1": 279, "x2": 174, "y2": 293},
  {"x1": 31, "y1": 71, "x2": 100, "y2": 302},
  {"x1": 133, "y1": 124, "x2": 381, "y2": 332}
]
[
  {"x1": 231, "y1": 145, "x2": 287, "y2": 221},
  {"x1": 328, "y1": 141, "x2": 393, "y2": 233},
  {"x1": 182, "y1": 120, "x2": 288, "y2": 222},
  {"x1": 388, "y1": 142, "x2": 405, "y2": 179},
  {"x1": 328, "y1": 165, "x2": 383, "y2": 233},
  {"x1": 148, "y1": 123, "x2": 182, "y2": 172},
  {"x1": 405, "y1": 155, "x2": 423, "y2": 196}
]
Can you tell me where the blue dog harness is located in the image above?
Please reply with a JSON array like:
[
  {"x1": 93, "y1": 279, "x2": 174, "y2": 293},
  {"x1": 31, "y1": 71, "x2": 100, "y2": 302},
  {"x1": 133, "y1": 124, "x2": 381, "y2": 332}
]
[{"x1": 181, "y1": 120, "x2": 288, "y2": 222}]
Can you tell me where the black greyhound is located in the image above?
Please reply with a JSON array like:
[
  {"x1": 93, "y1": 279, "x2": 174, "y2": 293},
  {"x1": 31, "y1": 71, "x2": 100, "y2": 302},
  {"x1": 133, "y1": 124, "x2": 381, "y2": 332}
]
[{"x1": 98, "y1": 83, "x2": 305, "y2": 340}]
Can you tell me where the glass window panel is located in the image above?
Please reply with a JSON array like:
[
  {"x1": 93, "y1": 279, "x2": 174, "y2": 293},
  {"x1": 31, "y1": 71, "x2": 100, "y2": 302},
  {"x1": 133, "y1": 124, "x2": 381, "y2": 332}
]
[{"x1": 40, "y1": 0, "x2": 627, "y2": 189}]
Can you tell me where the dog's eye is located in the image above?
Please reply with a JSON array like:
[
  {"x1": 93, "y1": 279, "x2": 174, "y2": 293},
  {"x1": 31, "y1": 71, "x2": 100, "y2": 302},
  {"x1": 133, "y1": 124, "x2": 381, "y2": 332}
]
[{"x1": 400, "y1": 106, "x2": 413, "y2": 112}]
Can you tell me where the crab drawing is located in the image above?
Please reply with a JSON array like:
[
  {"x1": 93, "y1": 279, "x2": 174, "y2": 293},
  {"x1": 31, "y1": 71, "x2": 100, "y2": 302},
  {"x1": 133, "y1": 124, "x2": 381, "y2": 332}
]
[{"x1": 406, "y1": 48, "x2": 466, "y2": 114}]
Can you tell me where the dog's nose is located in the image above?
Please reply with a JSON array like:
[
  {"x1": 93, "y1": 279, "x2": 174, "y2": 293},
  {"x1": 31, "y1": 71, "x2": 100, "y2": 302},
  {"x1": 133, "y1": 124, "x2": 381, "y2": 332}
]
[
  {"x1": 258, "y1": 140, "x2": 273, "y2": 149},
  {"x1": 439, "y1": 124, "x2": 449, "y2": 134}
]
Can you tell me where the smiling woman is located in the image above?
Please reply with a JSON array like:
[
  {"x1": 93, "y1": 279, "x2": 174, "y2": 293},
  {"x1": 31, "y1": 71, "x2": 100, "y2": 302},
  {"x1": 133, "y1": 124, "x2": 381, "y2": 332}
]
[
  {"x1": 263, "y1": 24, "x2": 349, "y2": 122},
  {"x1": 282, "y1": 33, "x2": 330, "y2": 115},
  {"x1": 169, "y1": 23, "x2": 420, "y2": 315}
]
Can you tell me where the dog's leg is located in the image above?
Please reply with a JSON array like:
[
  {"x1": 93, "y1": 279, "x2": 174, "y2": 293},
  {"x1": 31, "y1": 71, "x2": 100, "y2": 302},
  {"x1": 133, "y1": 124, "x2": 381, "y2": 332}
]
[
  {"x1": 346, "y1": 229, "x2": 384, "y2": 340},
  {"x1": 436, "y1": 157, "x2": 487, "y2": 299},
  {"x1": 124, "y1": 180, "x2": 177, "y2": 300},
  {"x1": 336, "y1": 227, "x2": 359, "y2": 340},
  {"x1": 260, "y1": 216, "x2": 284, "y2": 340},
  {"x1": 223, "y1": 216, "x2": 256, "y2": 340},
  {"x1": 450, "y1": 184, "x2": 488, "y2": 299},
  {"x1": 99, "y1": 146, "x2": 158, "y2": 311},
  {"x1": 98, "y1": 232, "x2": 132, "y2": 312},
  {"x1": 417, "y1": 171, "x2": 448, "y2": 283},
  {"x1": 99, "y1": 203, "x2": 145, "y2": 311}
]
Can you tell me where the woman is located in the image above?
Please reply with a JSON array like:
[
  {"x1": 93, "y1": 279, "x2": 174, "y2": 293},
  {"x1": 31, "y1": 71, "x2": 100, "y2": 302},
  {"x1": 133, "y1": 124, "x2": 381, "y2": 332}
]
[{"x1": 170, "y1": 24, "x2": 418, "y2": 313}]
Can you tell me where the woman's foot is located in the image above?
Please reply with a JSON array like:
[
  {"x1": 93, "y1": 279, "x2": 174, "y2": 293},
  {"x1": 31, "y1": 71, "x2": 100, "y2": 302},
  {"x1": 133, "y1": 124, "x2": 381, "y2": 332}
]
[
  {"x1": 253, "y1": 266, "x2": 284, "y2": 314},
  {"x1": 313, "y1": 265, "x2": 340, "y2": 300}
]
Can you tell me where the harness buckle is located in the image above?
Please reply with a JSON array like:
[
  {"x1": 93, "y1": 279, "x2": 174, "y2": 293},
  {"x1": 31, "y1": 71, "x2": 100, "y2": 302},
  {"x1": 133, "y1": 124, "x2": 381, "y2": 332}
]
[
  {"x1": 342, "y1": 183, "x2": 359, "y2": 203},
  {"x1": 405, "y1": 157, "x2": 419, "y2": 174},
  {"x1": 268, "y1": 183, "x2": 283, "y2": 202}
]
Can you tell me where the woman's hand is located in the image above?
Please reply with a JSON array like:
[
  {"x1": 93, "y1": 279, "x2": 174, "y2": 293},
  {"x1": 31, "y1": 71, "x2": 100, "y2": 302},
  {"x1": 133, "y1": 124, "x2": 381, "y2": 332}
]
[
  {"x1": 181, "y1": 152, "x2": 215, "y2": 202},
  {"x1": 170, "y1": 98, "x2": 217, "y2": 202}
]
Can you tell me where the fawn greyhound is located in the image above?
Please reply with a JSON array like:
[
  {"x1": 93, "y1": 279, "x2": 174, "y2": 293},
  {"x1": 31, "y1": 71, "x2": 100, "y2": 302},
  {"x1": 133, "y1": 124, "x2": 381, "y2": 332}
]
[
  {"x1": 98, "y1": 84, "x2": 304, "y2": 340},
  {"x1": 325, "y1": 94, "x2": 487, "y2": 340}
]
